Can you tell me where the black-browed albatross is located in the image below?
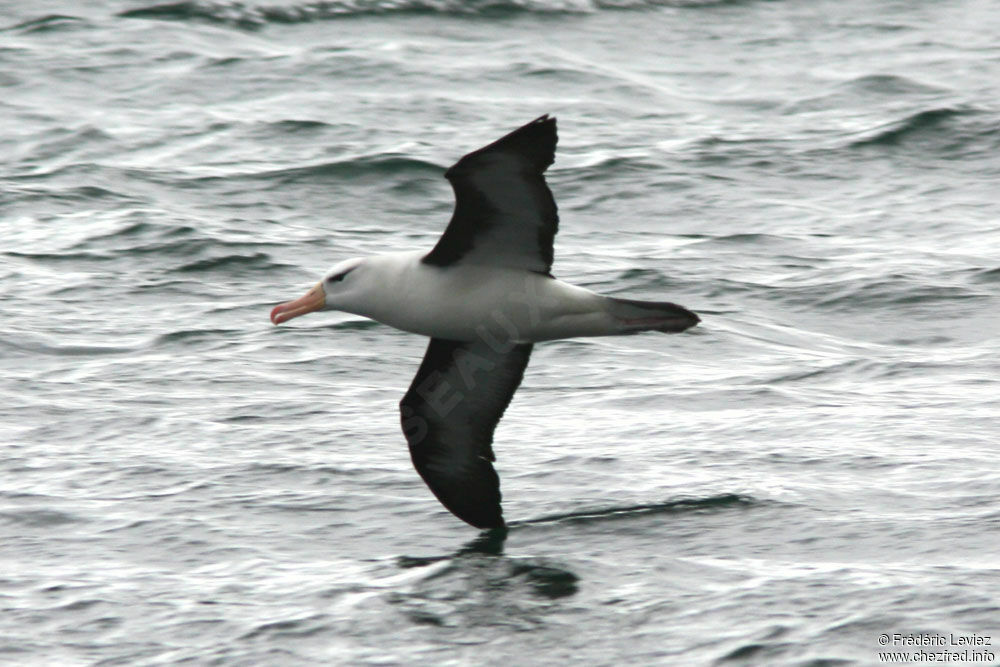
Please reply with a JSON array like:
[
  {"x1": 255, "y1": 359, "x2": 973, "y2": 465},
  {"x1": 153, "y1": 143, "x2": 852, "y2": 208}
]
[{"x1": 270, "y1": 115, "x2": 699, "y2": 530}]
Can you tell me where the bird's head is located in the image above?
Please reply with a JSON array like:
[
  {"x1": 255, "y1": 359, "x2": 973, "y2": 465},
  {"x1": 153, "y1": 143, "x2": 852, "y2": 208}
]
[{"x1": 270, "y1": 257, "x2": 366, "y2": 325}]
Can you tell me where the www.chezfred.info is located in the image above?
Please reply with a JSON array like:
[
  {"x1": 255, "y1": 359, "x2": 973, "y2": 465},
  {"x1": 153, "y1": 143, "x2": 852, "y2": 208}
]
[{"x1": 878, "y1": 633, "x2": 993, "y2": 663}]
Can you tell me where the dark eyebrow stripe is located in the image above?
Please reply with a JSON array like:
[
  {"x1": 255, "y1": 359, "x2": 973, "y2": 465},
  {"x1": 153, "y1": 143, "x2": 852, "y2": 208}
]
[{"x1": 330, "y1": 267, "x2": 354, "y2": 282}]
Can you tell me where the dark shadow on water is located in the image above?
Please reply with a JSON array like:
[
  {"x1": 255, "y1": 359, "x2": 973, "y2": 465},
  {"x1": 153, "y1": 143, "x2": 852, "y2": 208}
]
[
  {"x1": 458, "y1": 525, "x2": 508, "y2": 555},
  {"x1": 510, "y1": 493, "x2": 755, "y2": 527},
  {"x1": 395, "y1": 525, "x2": 578, "y2": 600},
  {"x1": 393, "y1": 494, "x2": 754, "y2": 606},
  {"x1": 397, "y1": 526, "x2": 507, "y2": 569},
  {"x1": 398, "y1": 494, "x2": 754, "y2": 568},
  {"x1": 505, "y1": 560, "x2": 580, "y2": 599}
]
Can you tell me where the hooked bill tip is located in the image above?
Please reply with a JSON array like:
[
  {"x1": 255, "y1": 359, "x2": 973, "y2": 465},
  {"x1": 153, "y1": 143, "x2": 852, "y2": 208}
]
[{"x1": 269, "y1": 283, "x2": 325, "y2": 325}]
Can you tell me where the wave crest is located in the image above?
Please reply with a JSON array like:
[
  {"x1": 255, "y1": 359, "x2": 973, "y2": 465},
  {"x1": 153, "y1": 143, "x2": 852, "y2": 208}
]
[
  {"x1": 119, "y1": 0, "x2": 739, "y2": 27},
  {"x1": 848, "y1": 106, "x2": 1000, "y2": 156}
]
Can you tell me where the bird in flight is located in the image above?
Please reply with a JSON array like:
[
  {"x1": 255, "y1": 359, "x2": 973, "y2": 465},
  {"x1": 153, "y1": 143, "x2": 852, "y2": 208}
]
[{"x1": 270, "y1": 115, "x2": 699, "y2": 530}]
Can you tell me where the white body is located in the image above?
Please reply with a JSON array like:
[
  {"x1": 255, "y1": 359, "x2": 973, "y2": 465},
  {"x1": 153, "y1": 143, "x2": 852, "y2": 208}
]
[{"x1": 334, "y1": 251, "x2": 618, "y2": 343}]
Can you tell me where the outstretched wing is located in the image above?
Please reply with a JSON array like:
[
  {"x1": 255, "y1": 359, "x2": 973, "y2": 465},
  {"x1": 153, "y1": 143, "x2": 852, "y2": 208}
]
[
  {"x1": 421, "y1": 115, "x2": 559, "y2": 275},
  {"x1": 399, "y1": 338, "x2": 533, "y2": 529}
]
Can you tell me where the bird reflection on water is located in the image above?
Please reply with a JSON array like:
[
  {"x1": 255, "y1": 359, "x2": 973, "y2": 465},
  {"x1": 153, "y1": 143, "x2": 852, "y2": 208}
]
[{"x1": 393, "y1": 494, "x2": 753, "y2": 611}]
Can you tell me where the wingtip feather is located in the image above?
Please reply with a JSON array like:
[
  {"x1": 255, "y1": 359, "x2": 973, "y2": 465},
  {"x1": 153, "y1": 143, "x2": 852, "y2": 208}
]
[{"x1": 446, "y1": 114, "x2": 558, "y2": 178}]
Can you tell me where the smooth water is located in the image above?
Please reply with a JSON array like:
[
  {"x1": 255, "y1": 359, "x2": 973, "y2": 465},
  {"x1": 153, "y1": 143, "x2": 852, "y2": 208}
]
[{"x1": 2, "y1": 0, "x2": 1000, "y2": 664}]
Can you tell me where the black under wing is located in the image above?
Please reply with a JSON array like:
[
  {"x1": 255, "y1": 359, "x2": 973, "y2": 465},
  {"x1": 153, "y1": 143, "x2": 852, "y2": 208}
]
[{"x1": 399, "y1": 338, "x2": 533, "y2": 529}]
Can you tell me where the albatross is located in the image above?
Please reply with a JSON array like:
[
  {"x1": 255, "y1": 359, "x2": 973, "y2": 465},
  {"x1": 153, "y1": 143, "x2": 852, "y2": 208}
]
[{"x1": 270, "y1": 115, "x2": 699, "y2": 530}]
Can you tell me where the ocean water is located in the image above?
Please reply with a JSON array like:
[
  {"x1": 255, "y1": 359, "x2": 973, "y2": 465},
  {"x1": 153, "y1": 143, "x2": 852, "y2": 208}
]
[{"x1": 2, "y1": 0, "x2": 1000, "y2": 664}]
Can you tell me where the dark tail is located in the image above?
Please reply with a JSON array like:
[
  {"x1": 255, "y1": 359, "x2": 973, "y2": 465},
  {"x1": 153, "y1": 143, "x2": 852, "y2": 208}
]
[{"x1": 607, "y1": 297, "x2": 700, "y2": 334}]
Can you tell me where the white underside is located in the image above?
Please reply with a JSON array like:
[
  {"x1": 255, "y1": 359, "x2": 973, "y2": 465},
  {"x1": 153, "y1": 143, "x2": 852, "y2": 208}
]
[{"x1": 333, "y1": 251, "x2": 620, "y2": 343}]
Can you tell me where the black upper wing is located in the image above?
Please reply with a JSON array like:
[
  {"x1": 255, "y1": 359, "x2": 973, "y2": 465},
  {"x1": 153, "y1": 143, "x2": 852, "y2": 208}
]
[
  {"x1": 421, "y1": 115, "x2": 559, "y2": 275},
  {"x1": 399, "y1": 338, "x2": 533, "y2": 529}
]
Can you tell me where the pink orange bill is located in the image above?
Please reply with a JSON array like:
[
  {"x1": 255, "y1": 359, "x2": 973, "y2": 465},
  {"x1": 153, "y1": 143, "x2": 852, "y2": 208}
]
[{"x1": 270, "y1": 282, "x2": 326, "y2": 324}]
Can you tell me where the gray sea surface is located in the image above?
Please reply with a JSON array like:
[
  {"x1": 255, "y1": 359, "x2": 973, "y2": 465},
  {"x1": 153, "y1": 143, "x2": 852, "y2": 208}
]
[{"x1": 2, "y1": 0, "x2": 1000, "y2": 664}]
